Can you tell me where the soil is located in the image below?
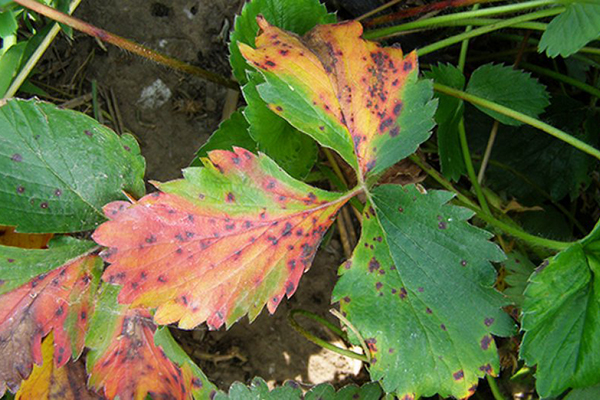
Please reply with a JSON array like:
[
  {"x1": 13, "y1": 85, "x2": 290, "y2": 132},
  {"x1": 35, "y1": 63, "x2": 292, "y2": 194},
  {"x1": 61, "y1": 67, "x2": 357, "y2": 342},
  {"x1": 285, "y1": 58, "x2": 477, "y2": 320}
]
[{"x1": 42, "y1": 0, "x2": 368, "y2": 391}]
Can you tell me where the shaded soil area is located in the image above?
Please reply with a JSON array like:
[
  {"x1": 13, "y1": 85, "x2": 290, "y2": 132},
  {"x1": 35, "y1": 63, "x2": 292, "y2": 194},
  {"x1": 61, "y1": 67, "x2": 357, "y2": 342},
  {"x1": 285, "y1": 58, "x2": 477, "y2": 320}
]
[{"x1": 37, "y1": 0, "x2": 369, "y2": 391}]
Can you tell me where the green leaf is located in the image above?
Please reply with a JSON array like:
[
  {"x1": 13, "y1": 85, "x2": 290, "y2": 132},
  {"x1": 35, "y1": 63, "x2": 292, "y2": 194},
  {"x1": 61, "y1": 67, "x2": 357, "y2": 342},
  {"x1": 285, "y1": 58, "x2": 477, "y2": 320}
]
[
  {"x1": 191, "y1": 108, "x2": 257, "y2": 167},
  {"x1": 424, "y1": 63, "x2": 466, "y2": 181},
  {"x1": 0, "y1": 236, "x2": 96, "y2": 295},
  {"x1": 520, "y1": 220, "x2": 600, "y2": 398},
  {"x1": 565, "y1": 384, "x2": 600, "y2": 400},
  {"x1": 0, "y1": 10, "x2": 17, "y2": 38},
  {"x1": 214, "y1": 378, "x2": 382, "y2": 400},
  {"x1": 243, "y1": 71, "x2": 318, "y2": 179},
  {"x1": 0, "y1": 99, "x2": 146, "y2": 233},
  {"x1": 214, "y1": 378, "x2": 301, "y2": 400},
  {"x1": 0, "y1": 41, "x2": 26, "y2": 97},
  {"x1": 502, "y1": 251, "x2": 536, "y2": 307},
  {"x1": 229, "y1": 0, "x2": 335, "y2": 85},
  {"x1": 333, "y1": 185, "x2": 514, "y2": 399},
  {"x1": 539, "y1": 1, "x2": 600, "y2": 58},
  {"x1": 466, "y1": 63, "x2": 550, "y2": 126}
]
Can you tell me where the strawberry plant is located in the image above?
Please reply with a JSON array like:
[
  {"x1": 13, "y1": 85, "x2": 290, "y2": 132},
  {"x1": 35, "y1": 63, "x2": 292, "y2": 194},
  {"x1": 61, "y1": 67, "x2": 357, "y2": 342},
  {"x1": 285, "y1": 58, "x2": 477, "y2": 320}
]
[{"x1": 1, "y1": 0, "x2": 600, "y2": 399}]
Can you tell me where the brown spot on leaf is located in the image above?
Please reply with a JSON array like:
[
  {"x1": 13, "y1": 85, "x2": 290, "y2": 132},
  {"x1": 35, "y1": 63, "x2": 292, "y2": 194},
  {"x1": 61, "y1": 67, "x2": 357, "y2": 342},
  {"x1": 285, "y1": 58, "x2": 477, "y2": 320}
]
[
  {"x1": 453, "y1": 370, "x2": 464, "y2": 380},
  {"x1": 481, "y1": 335, "x2": 492, "y2": 350}
]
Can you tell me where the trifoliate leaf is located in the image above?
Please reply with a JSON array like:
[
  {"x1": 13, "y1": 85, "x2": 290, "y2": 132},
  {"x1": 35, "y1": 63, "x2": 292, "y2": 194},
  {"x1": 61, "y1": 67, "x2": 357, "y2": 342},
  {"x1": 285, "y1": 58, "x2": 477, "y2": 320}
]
[
  {"x1": 93, "y1": 148, "x2": 351, "y2": 330},
  {"x1": 86, "y1": 285, "x2": 200, "y2": 400},
  {"x1": 466, "y1": 63, "x2": 549, "y2": 126},
  {"x1": 239, "y1": 18, "x2": 436, "y2": 181},
  {"x1": 0, "y1": 99, "x2": 146, "y2": 233},
  {"x1": 520, "y1": 220, "x2": 600, "y2": 398},
  {"x1": 0, "y1": 240, "x2": 100, "y2": 396},
  {"x1": 191, "y1": 109, "x2": 257, "y2": 166},
  {"x1": 333, "y1": 185, "x2": 514, "y2": 399},
  {"x1": 424, "y1": 63, "x2": 466, "y2": 181},
  {"x1": 229, "y1": 0, "x2": 335, "y2": 85},
  {"x1": 539, "y1": 1, "x2": 600, "y2": 58},
  {"x1": 15, "y1": 333, "x2": 100, "y2": 400}
]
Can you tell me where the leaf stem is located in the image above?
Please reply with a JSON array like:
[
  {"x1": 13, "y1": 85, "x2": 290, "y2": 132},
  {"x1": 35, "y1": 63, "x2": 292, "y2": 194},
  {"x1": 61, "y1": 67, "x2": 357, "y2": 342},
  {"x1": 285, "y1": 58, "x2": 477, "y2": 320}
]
[
  {"x1": 4, "y1": 0, "x2": 84, "y2": 99},
  {"x1": 416, "y1": 8, "x2": 565, "y2": 56},
  {"x1": 364, "y1": 0, "x2": 560, "y2": 39},
  {"x1": 458, "y1": 119, "x2": 491, "y2": 214},
  {"x1": 457, "y1": 3, "x2": 480, "y2": 72},
  {"x1": 433, "y1": 83, "x2": 600, "y2": 161},
  {"x1": 11, "y1": 0, "x2": 239, "y2": 90},
  {"x1": 288, "y1": 309, "x2": 369, "y2": 362},
  {"x1": 486, "y1": 375, "x2": 506, "y2": 400},
  {"x1": 408, "y1": 154, "x2": 572, "y2": 250}
]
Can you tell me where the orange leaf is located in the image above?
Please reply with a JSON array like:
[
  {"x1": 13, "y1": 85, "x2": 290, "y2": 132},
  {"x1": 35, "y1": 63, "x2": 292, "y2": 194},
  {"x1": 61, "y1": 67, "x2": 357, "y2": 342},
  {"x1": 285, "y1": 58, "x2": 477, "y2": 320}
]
[
  {"x1": 239, "y1": 17, "x2": 435, "y2": 181},
  {"x1": 93, "y1": 148, "x2": 353, "y2": 329}
]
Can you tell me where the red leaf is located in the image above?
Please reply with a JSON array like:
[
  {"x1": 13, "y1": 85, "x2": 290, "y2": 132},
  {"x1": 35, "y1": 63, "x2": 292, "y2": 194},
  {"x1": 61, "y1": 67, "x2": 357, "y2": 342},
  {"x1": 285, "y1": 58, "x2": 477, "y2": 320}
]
[
  {"x1": 93, "y1": 148, "x2": 352, "y2": 329},
  {"x1": 87, "y1": 306, "x2": 194, "y2": 400},
  {"x1": 0, "y1": 255, "x2": 99, "y2": 395}
]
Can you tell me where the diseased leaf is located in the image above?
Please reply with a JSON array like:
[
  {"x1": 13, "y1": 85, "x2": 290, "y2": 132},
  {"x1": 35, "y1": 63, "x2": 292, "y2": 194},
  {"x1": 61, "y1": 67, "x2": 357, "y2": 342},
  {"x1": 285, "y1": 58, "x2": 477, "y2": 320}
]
[
  {"x1": 229, "y1": 0, "x2": 335, "y2": 85},
  {"x1": 86, "y1": 285, "x2": 198, "y2": 400},
  {"x1": 466, "y1": 63, "x2": 549, "y2": 126},
  {"x1": 0, "y1": 99, "x2": 146, "y2": 233},
  {"x1": 93, "y1": 148, "x2": 350, "y2": 330},
  {"x1": 0, "y1": 244, "x2": 100, "y2": 396},
  {"x1": 154, "y1": 327, "x2": 220, "y2": 399},
  {"x1": 191, "y1": 109, "x2": 257, "y2": 167},
  {"x1": 239, "y1": 18, "x2": 436, "y2": 181},
  {"x1": 423, "y1": 63, "x2": 466, "y2": 181},
  {"x1": 15, "y1": 333, "x2": 100, "y2": 400},
  {"x1": 520, "y1": 221, "x2": 600, "y2": 398},
  {"x1": 539, "y1": 1, "x2": 600, "y2": 58},
  {"x1": 333, "y1": 185, "x2": 514, "y2": 399},
  {"x1": 243, "y1": 71, "x2": 318, "y2": 179}
]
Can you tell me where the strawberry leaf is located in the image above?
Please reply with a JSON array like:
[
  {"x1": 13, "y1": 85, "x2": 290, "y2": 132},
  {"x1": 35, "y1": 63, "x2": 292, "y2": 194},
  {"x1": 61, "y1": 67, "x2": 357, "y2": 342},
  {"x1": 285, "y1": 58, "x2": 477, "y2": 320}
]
[
  {"x1": 215, "y1": 378, "x2": 382, "y2": 400},
  {"x1": 465, "y1": 63, "x2": 550, "y2": 127},
  {"x1": 15, "y1": 332, "x2": 100, "y2": 400},
  {"x1": 239, "y1": 18, "x2": 436, "y2": 181},
  {"x1": 423, "y1": 63, "x2": 466, "y2": 181},
  {"x1": 93, "y1": 147, "x2": 351, "y2": 330},
  {"x1": 0, "y1": 239, "x2": 100, "y2": 396},
  {"x1": 0, "y1": 99, "x2": 145, "y2": 233},
  {"x1": 229, "y1": 0, "x2": 335, "y2": 85},
  {"x1": 86, "y1": 285, "x2": 200, "y2": 400},
  {"x1": 332, "y1": 185, "x2": 514, "y2": 399},
  {"x1": 539, "y1": 1, "x2": 600, "y2": 58},
  {"x1": 520, "y1": 221, "x2": 600, "y2": 397}
]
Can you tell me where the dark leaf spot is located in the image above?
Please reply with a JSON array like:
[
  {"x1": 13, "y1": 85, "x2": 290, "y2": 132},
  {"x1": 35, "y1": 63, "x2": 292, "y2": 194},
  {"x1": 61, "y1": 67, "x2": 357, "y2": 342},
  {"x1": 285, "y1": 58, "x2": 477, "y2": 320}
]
[
  {"x1": 11, "y1": 154, "x2": 22, "y2": 162},
  {"x1": 453, "y1": 370, "x2": 464, "y2": 380}
]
